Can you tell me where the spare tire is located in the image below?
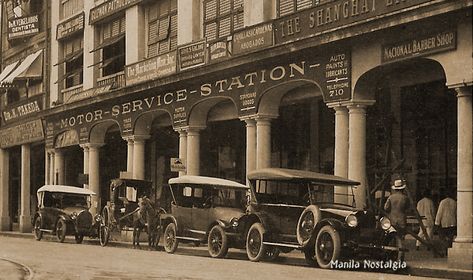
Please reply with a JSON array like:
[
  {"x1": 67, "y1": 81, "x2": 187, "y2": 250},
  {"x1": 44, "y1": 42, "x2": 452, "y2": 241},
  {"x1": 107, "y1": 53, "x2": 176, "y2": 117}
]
[{"x1": 296, "y1": 205, "x2": 321, "y2": 247}]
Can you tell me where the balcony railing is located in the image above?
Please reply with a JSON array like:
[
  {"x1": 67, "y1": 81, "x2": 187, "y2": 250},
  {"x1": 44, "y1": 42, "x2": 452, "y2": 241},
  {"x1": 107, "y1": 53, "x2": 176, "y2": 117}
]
[
  {"x1": 61, "y1": 85, "x2": 83, "y2": 103},
  {"x1": 97, "y1": 71, "x2": 125, "y2": 89}
]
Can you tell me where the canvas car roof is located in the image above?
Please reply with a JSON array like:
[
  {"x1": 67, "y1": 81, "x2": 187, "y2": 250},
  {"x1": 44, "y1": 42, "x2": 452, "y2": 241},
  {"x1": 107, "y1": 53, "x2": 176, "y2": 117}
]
[
  {"x1": 37, "y1": 185, "x2": 96, "y2": 195},
  {"x1": 247, "y1": 168, "x2": 360, "y2": 186},
  {"x1": 169, "y1": 175, "x2": 248, "y2": 189}
]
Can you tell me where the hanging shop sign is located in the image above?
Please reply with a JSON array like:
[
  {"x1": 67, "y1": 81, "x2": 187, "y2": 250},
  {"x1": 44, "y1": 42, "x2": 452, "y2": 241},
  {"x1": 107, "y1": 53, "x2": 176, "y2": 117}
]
[
  {"x1": 54, "y1": 130, "x2": 79, "y2": 148},
  {"x1": 2, "y1": 95, "x2": 43, "y2": 125},
  {"x1": 65, "y1": 84, "x2": 112, "y2": 104},
  {"x1": 8, "y1": 15, "x2": 40, "y2": 40},
  {"x1": 125, "y1": 51, "x2": 177, "y2": 86},
  {"x1": 274, "y1": 0, "x2": 433, "y2": 45},
  {"x1": 322, "y1": 52, "x2": 351, "y2": 103},
  {"x1": 57, "y1": 12, "x2": 85, "y2": 40},
  {"x1": 209, "y1": 40, "x2": 231, "y2": 62},
  {"x1": 382, "y1": 29, "x2": 456, "y2": 63},
  {"x1": 233, "y1": 22, "x2": 273, "y2": 55},
  {"x1": 0, "y1": 119, "x2": 44, "y2": 148},
  {"x1": 89, "y1": 0, "x2": 141, "y2": 24},
  {"x1": 170, "y1": 158, "x2": 186, "y2": 172},
  {"x1": 178, "y1": 40, "x2": 207, "y2": 71}
]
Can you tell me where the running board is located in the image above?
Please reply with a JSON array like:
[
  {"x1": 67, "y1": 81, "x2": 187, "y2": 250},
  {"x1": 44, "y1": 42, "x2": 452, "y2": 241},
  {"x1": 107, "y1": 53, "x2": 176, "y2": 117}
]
[
  {"x1": 40, "y1": 229, "x2": 54, "y2": 233},
  {"x1": 176, "y1": 236, "x2": 202, "y2": 242},
  {"x1": 263, "y1": 241, "x2": 302, "y2": 249}
]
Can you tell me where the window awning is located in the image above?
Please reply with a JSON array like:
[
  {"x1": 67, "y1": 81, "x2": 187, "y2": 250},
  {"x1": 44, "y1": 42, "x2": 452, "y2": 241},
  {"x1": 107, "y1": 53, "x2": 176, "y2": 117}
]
[
  {"x1": 53, "y1": 49, "x2": 84, "y2": 66},
  {"x1": 0, "y1": 61, "x2": 19, "y2": 83},
  {"x1": 1, "y1": 49, "x2": 43, "y2": 85},
  {"x1": 90, "y1": 34, "x2": 125, "y2": 52}
]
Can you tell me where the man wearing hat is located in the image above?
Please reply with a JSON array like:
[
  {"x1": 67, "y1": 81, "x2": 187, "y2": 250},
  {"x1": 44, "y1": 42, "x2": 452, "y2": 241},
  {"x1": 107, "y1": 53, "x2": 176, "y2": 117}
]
[{"x1": 384, "y1": 179, "x2": 410, "y2": 232}]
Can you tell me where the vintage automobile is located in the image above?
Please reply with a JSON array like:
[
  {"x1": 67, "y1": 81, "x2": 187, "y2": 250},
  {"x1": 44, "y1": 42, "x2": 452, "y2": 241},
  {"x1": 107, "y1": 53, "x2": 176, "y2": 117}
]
[
  {"x1": 242, "y1": 168, "x2": 405, "y2": 268},
  {"x1": 33, "y1": 185, "x2": 99, "y2": 243},
  {"x1": 161, "y1": 175, "x2": 249, "y2": 258},
  {"x1": 99, "y1": 178, "x2": 162, "y2": 247}
]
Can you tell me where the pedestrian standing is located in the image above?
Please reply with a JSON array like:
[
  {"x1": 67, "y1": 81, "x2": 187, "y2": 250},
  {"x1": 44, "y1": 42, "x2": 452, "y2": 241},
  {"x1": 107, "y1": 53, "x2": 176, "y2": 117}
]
[
  {"x1": 384, "y1": 179, "x2": 410, "y2": 235},
  {"x1": 435, "y1": 188, "x2": 457, "y2": 251},
  {"x1": 416, "y1": 189, "x2": 436, "y2": 250}
]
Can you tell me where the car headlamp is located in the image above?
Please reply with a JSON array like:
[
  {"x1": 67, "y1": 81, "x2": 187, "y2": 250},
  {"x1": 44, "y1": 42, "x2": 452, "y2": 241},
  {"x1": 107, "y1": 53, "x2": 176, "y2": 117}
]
[
  {"x1": 380, "y1": 216, "x2": 392, "y2": 231},
  {"x1": 345, "y1": 213, "x2": 358, "y2": 228},
  {"x1": 230, "y1": 218, "x2": 239, "y2": 228},
  {"x1": 71, "y1": 212, "x2": 78, "y2": 220}
]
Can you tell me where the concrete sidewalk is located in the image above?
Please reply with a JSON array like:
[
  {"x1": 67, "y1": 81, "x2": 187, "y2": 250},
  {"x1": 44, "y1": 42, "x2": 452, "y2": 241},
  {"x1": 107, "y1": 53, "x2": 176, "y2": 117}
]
[{"x1": 1, "y1": 230, "x2": 471, "y2": 279}]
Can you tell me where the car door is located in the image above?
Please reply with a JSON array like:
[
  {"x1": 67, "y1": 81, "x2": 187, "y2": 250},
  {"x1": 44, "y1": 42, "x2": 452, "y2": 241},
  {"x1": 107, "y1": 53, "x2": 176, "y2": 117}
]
[
  {"x1": 172, "y1": 185, "x2": 192, "y2": 237},
  {"x1": 190, "y1": 186, "x2": 209, "y2": 239}
]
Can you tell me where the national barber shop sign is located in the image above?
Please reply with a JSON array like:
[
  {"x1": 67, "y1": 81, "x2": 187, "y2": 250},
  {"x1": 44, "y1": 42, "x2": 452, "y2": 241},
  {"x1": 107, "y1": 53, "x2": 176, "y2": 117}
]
[{"x1": 45, "y1": 49, "x2": 351, "y2": 148}]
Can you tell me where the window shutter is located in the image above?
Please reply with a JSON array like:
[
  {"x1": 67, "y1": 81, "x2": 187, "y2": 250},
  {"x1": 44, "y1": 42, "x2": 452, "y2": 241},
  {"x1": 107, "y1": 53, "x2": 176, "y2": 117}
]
[
  {"x1": 296, "y1": 0, "x2": 313, "y2": 10},
  {"x1": 220, "y1": 0, "x2": 231, "y2": 15},
  {"x1": 149, "y1": 43, "x2": 158, "y2": 57},
  {"x1": 233, "y1": 0, "x2": 243, "y2": 9},
  {"x1": 233, "y1": 11, "x2": 244, "y2": 30},
  {"x1": 157, "y1": 16, "x2": 170, "y2": 41},
  {"x1": 112, "y1": 19, "x2": 120, "y2": 37},
  {"x1": 279, "y1": 0, "x2": 295, "y2": 17},
  {"x1": 149, "y1": 20, "x2": 158, "y2": 44},
  {"x1": 158, "y1": 41, "x2": 169, "y2": 54},
  {"x1": 205, "y1": 22, "x2": 218, "y2": 41},
  {"x1": 205, "y1": 0, "x2": 217, "y2": 20},
  {"x1": 219, "y1": 16, "x2": 231, "y2": 37},
  {"x1": 170, "y1": 14, "x2": 178, "y2": 35}
]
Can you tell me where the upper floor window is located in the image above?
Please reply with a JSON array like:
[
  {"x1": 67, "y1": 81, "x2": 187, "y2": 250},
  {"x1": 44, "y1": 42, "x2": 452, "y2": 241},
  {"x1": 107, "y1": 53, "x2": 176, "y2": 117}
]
[
  {"x1": 277, "y1": 0, "x2": 323, "y2": 17},
  {"x1": 203, "y1": 0, "x2": 244, "y2": 42},
  {"x1": 60, "y1": 0, "x2": 84, "y2": 20},
  {"x1": 95, "y1": 16, "x2": 126, "y2": 77},
  {"x1": 147, "y1": 0, "x2": 178, "y2": 57},
  {"x1": 63, "y1": 36, "x2": 83, "y2": 89}
]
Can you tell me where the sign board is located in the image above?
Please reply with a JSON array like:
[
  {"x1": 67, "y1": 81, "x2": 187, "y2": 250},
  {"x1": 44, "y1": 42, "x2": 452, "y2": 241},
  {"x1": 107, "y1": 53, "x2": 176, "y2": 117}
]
[
  {"x1": 170, "y1": 158, "x2": 186, "y2": 172},
  {"x1": 321, "y1": 51, "x2": 351, "y2": 103},
  {"x1": 233, "y1": 22, "x2": 273, "y2": 55},
  {"x1": 209, "y1": 40, "x2": 231, "y2": 62},
  {"x1": 178, "y1": 40, "x2": 207, "y2": 70},
  {"x1": 119, "y1": 171, "x2": 133, "y2": 179},
  {"x1": 125, "y1": 51, "x2": 177, "y2": 86},
  {"x1": 89, "y1": 0, "x2": 141, "y2": 24},
  {"x1": 2, "y1": 95, "x2": 43, "y2": 125},
  {"x1": 382, "y1": 30, "x2": 456, "y2": 63},
  {"x1": 55, "y1": 130, "x2": 79, "y2": 148},
  {"x1": 8, "y1": 15, "x2": 39, "y2": 40},
  {"x1": 57, "y1": 12, "x2": 84, "y2": 40},
  {"x1": 65, "y1": 84, "x2": 112, "y2": 104},
  {"x1": 274, "y1": 0, "x2": 433, "y2": 46},
  {"x1": 0, "y1": 119, "x2": 44, "y2": 148}
]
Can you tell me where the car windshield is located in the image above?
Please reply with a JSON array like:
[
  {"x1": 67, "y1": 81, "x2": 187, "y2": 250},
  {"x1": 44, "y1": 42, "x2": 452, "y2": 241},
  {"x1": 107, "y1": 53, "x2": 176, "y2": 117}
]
[{"x1": 253, "y1": 180, "x2": 354, "y2": 206}]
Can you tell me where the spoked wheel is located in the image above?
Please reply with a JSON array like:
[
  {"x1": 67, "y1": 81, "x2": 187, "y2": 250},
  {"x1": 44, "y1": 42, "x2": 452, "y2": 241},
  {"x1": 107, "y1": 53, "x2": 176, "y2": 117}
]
[
  {"x1": 99, "y1": 224, "x2": 110, "y2": 247},
  {"x1": 33, "y1": 216, "x2": 42, "y2": 241},
  {"x1": 164, "y1": 223, "x2": 178, "y2": 253},
  {"x1": 246, "y1": 223, "x2": 266, "y2": 262},
  {"x1": 264, "y1": 247, "x2": 280, "y2": 261},
  {"x1": 297, "y1": 205, "x2": 321, "y2": 247},
  {"x1": 386, "y1": 234, "x2": 405, "y2": 262},
  {"x1": 315, "y1": 225, "x2": 341, "y2": 269},
  {"x1": 75, "y1": 234, "x2": 84, "y2": 244},
  {"x1": 304, "y1": 247, "x2": 316, "y2": 267},
  {"x1": 56, "y1": 219, "x2": 67, "y2": 243},
  {"x1": 208, "y1": 225, "x2": 228, "y2": 258}
]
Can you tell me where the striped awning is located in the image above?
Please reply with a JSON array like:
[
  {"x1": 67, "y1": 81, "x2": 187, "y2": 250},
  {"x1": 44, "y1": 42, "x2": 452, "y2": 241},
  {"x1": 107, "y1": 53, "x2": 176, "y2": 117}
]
[{"x1": 1, "y1": 49, "x2": 43, "y2": 85}]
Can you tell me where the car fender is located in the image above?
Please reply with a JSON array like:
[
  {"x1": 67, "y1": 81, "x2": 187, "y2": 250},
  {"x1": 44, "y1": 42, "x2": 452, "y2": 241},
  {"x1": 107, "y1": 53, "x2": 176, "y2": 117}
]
[
  {"x1": 32, "y1": 212, "x2": 42, "y2": 226},
  {"x1": 240, "y1": 213, "x2": 274, "y2": 238},
  {"x1": 160, "y1": 214, "x2": 178, "y2": 233},
  {"x1": 313, "y1": 218, "x2": 345, "y2": 238}
]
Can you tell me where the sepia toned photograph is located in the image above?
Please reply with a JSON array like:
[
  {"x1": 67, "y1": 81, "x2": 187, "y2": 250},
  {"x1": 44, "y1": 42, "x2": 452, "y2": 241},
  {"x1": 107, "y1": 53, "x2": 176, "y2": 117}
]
[{"x1": 0, "y1": 0, "x2": 471, "y2": 279}]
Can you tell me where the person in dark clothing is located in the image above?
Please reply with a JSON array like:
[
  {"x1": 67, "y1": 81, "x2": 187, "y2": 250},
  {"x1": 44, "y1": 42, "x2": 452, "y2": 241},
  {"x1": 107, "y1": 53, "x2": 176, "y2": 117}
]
[{"x1": 384, "y1": 179, "x2": 410, "y2": 234}]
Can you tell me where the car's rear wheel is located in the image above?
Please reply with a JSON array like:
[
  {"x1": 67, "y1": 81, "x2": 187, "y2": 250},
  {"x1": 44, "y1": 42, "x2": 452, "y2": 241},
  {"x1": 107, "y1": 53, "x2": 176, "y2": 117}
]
[
  {"x1": 208, "y1": 225, "x2": 228, "y2": 258},
  {"x1": 99, "y1": 224, "x2": 110, "y2": 247},
  {"x1": 304, "y1": 247, "x2": 316, "y2": 267},
  {"x1": 75, "y1": 234, "x2": 84, "y2": 244},
  {"x1": 33, "y1": 216, "x2": 42, "y2": 241},
  {"x1": 315, "y1": 225, "x2": 341, "y2": 269},
  {"x1": 164, "y1": 223, "x2": 178, "y2": 253},
  {"x1": 246, "y1": 223, "x2": 266, "y2": 262},
  {"x1": 56, "y1": 219, "x2": 67, "y2": 243}
]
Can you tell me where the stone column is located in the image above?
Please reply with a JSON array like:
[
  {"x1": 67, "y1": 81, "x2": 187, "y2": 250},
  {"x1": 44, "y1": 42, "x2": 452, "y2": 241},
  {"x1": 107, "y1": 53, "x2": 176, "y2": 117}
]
[
  {"x1": 133, "y1": 135, "x2": 149, "y2": 180},
  {"x1": 448, "y1": 87, "x2": 473, "y2": 270},
  {"x1": 243, "y1": 118, "x2": 257, "y2": 181},
  {"x1": 256, "y1": 116, "x2": 273, "y2": 169},
  {"x1": 125, "y1": 5, "x2": 145, "y2": 65},
  {"x1": 0, "y1": 148, "x2": 11, "y2": 231},
  {"x1": 19, "y1": 144, "x2": 32, "y2": 233},
  {"x1": 54, "y1": 149, "x2": 65, "y2": 185},
  {"x1": 186, "y1": 127, "x2": 202, "y2": 175},
  {"x1": 80, "y1": 145, "x2": 90, "y2": 189},
  {"x1": 329, "y1": 103, "x2": 350, "y2": 204},
  {"x1": 125, "y1": 137, "x2": 134, "y2": 175},
  {"x1": 88, "y1": 143, "x2": 103, "y2": 216},
  {"x1": 347, "y1": 101, "x2": 374, "y2": 209},
  {"x1": 83, "y1": 0, "x2": 97, "y2": 89},
  {"x1": 44, "y1": 149, "x2": 50, "y2": 185},
  {"x1": 178, "y1": 129, "x2": 187, "y2": 176},
  {"x1": 49, "y1": 150, "x2": 55, "y2": 185}
]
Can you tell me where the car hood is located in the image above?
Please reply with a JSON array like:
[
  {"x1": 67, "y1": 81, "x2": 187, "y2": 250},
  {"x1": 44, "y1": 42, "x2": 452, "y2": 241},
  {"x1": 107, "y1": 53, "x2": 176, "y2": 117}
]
[
  {"x1": 213, "y1": 207, "x2": 245, "y2": 222},
  {"x1": 318, "y1": 203, "x2": 356, "y2": 218},
  {"x1": 60, "y1": 206, "x2": 89, "y2": 216}
]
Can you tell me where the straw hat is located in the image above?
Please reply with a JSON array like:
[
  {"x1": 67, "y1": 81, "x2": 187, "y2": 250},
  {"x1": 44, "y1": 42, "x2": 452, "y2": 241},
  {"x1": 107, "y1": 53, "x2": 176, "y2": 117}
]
[{"x1": 391, "y1": 179, "x2": 406, "y2": 190}]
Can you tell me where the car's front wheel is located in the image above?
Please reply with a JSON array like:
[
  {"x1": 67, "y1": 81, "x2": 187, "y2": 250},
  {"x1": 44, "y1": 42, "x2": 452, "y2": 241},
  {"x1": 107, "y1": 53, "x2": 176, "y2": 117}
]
[
  {"x1": 33, "y1": 216, "x2": 42, "y2": 241},
  {"x1": 246, "y1": 223, "x2": 266, "y2": 262},
  {"x1": 315, "y1": 225, "x2": 341, "y2": 269},
  {"x1": 56, "y1": 219, "x2": 67, "y2": 243},
  {"x1": 164, "y1": 223, "x2": 178, "y2": 253},
  {"x1": 75, "y1": 234, "x2": 84, "y2": 244},
  {"x1": 208, "y1": 225, "x2": 228, "y2": 258}
]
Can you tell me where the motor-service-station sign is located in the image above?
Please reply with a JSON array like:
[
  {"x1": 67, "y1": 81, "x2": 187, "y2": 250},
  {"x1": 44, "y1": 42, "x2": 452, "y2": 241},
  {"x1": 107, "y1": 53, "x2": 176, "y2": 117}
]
[{"x1": 45, "y1": 48, "x2": 350, "y2": 148}]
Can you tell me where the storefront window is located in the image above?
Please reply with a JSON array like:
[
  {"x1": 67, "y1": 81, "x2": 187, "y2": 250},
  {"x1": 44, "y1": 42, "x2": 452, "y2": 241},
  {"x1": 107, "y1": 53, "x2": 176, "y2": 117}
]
[
  {"x1": 60, "y1": 0, "x2": 84, "y2": 19},
  {"x1": 147, "y1": 0, "x2": 177, "y2": 57},
  {"x1": 203, "y1": 0, "x2": 244, "y2": 42}
]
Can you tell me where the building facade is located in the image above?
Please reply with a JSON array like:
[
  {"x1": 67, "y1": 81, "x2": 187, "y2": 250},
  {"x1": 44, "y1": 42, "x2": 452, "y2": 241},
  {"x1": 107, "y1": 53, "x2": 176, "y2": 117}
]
[{"x1": 0, "y1": 0, "x2": 471, "y2": 269}]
